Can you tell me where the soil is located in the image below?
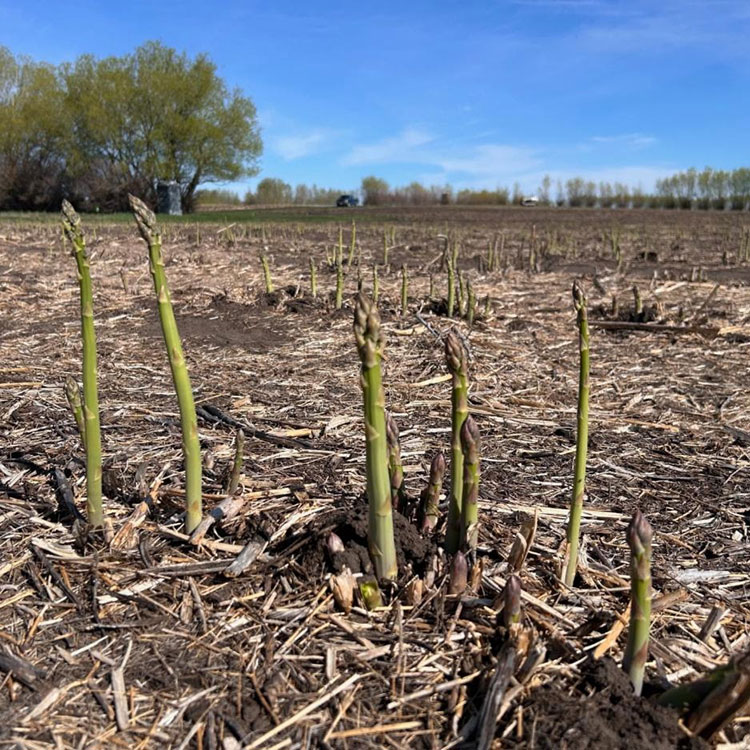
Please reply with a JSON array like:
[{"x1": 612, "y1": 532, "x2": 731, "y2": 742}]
[{"x1": 0, "y1": 205, "x2": 748, "y2": 748}]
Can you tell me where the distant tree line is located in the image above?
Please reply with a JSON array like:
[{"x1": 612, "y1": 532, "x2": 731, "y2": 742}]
[
  {"x1": 229, "y1": 170, "x2": 750, "y2": 210},
  {"x1": 0, "y1": 43, "x2": 261, "y2": 212}
]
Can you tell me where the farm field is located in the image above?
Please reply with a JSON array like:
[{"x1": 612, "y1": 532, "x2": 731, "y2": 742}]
[{"x1": 1, "y1": 205, "x2": 749, "y2": 748}]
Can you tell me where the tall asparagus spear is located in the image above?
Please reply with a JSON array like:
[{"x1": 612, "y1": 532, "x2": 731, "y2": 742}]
[
  {"x1": 445, "y1": 332, "x2": 469, "y2": 554},
  {"x1": 64, "y1": 375, "x2": 86, "y2": 450},
  {"x1": 260, "y1": 254, "x2": 273, "y2": 293},
  {"x1": 372, "y1": 265, "x2": 379, "y2": 303},
  {"x1": 401, "y1": 264, "x2": 408, "y2": 316},
  {"x1": 623, "y1": 509, "x2": 652, "y2": 696},
  {"x1": 385, "y1": 413, "x2": 405, "y2": 512},
  {"x1": 418, "y1": 452, "x2": 445, "y2": 533},
  {"x1": 129, "y1": 194, "x2": 202, "y2": 533},
  {"x1": 354, "y1": 294, "x2": 397, "y2": 580},
  {"x1": 563, "y1": 281, "x2": 590, "y2": 587},
  {"x1": 61, "y1": 201, "x2": 104, "y2": 527},
  {"x1": 447, "y1": 258, "x2": 456, "y2": 317},
  {"x1": 460, "y1": 415, "x2": 480, "y2": 553}
]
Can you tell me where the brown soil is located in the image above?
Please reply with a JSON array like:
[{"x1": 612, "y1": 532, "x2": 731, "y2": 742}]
[{"x1": 1, "y1": 206, "x2": 749, "y2": 748}]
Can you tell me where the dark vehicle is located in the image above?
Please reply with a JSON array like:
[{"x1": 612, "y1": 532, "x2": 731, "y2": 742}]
[{"x1": 336, "y1": 194, "x2": 359, "y2": 207}]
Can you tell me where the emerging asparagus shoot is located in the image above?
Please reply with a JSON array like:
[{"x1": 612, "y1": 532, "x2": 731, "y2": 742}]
[
  {"x1": 61, "y1": 200, "x2": 103, "y2": 527},
  {"x1": 354, "y1": 294, "x2": 397, "y2": 580},
  {"x1": 129, "y1": 194, "x2": 202, "y2": 533},
  {"x1": 418, "y1": 452, "x2": 445, "y2": 533},
  {"x1": 623, "y1": 509, "x2": 652, "y2": 696},
  {"x1": 385, "y1": 413, "x2": 405, "y2": 512},
  {"x1": 563, "y1": 281, "x2": 590, "y2": 587}
]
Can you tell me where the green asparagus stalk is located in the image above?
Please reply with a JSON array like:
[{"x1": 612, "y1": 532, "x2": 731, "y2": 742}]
[
  {"x1": 385, "y1": 413, "x2": 405, "y2": 512},
  {"x1": 372, "y1": 266, "x2": 379, "y2": 303},
  {"x1": 61, "y1": 200, "x2": 103, "y2": 527},
  {"x1": 335, "y1": 245, "x2": 344, "y2": 310},
  {"x1": 260, "y1": 254, "x2": 273, "y2": 293},
  {"x1": 418, "y1": 452, "x2": 445, "y2": 533},
  {"x1": 459, "y1": 415, "x2": 480, "y2": 553},
  {"x1": 359, "y1": 577, "x2": 384, "y2": 610},
  {"x1": 129, "y1": 194, "x2": 202, "y2": 533},
  {"x1": 354, "y1": 294, "x2": 397, "y2": 580},
  {"x1": 347, "y1": 220, "x2": 356, "y2": 266},
  {"x1": 623, "y1": 509, "x2": 652, "y2": 696},
  {"x1": 226, "y1": 428, "x2": 244, "y2": 495},
  {"x1": 447, "y1": 260, "x2": 456, "y2": 317},
  {"x1": 64, "y1": 375, "x2": 86, "y2": 450},
  {"x1": 563, "y1": 281, "x2": 590, "y2": 587},
  {"x1": 401, "y1": 264, "x2": 408, "y2": 316},
  {"x1": 383, "y1": 229, "x2": 388, "y2": 265},
  {"x1": 457, "y1": 269, "x2": 466, "y2": 316},
  {"x1": 502, "y1": 574, "x2": 522, "y2": 628},
  {"x1": 466, "y1": 280, "x2": 476, "y2": 326},
  {"x1": 445, "y1": 332, "x2": 469, "y2": 554},
  {"x1": 310, "y1": 257, "x2": 317, "y2": 298}
]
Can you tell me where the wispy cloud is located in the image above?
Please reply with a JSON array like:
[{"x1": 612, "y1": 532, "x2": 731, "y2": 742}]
[
  {"x1": 587, "y1": 133, "x2": 657, "y2": 150},
  {"x1": 272, "y1": 129, "x2": 336, "y2": 160},
  {"x1": 341, "y1": 128, "x2": 435, "y2": 166}
]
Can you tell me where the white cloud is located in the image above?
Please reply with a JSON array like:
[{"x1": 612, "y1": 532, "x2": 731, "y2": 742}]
[
  {"x1": 272, "y1": 129, "x2": 334, "y2": 160},
  {"x1": 589, "y1": 133, "x2": 657, "y2": 149},
  {"x1": 341, "y1": 128, "x2": 435, "y2": 166}
]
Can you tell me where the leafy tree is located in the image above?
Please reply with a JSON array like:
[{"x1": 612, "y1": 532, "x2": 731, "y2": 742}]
[
  {"x1": 361, "y1": 175, "x2": 390, "y2": 205},
  {"x1": 62, "y1": 41, "x2": 261, "y2": 211},
  {"x1": 254, "y1": 177, "x2": 292, "y2": 204}
]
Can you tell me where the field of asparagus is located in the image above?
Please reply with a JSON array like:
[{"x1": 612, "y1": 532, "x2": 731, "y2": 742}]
[{"x1": 1, "y1": 204, "x2": 749, "y2": 749}]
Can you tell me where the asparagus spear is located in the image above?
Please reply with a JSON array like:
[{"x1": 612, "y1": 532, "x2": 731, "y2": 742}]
[
  {"x1": 64, "y1": 375, "x2": 86, "y2": 450},
  {"x1": 418, "y1": 452, "x2": 445, "y2": 533},
  {"x1": 401, "y1": 264, "x2": 408, "y2": 316},
  {"x1": 225, "y1": 428, "x2": 244, "y2": 495},
  {"x1": 129, "y1": 194, "x2": 202, "y2": 533},
  {"x1": 444, "y1": 332, "x2": 469, "y2": 554},
  {"x1": 309, "y1": 257, "x2": 317, "y2": 298},
  {"x1": 354, "y1": 294, "x2": 397, "y2": 580},
  {"x1": 447, "y1": 258, "x2": 456, "y2": 317},
  {"x1": 460, "y1": 415, "x2": 480, "y2": 553},
  {"x1": 623, "y1": 509, "x2": 652, "y2": 696},
  {"x1": 372, "y1": 265, "x2": 379, "y2": 303},
  {"x1": 385, "y1": 413, "x2": 405, "y2": 512},
  {"x1": 502, "y1": 574, "x2": 522, "y2": 628},
  {"x1": 61, "y1": 200, "x2": 103, "y2": 527},
  {"x1": 260, "y1": 254, "x2": 273, "y2": 293},
  {"x1": 448, "y1": 551, "x2": 468, "y2": 596},
  {"x1": 563, "y1": 281, "x2": 590, "y2": 587}
]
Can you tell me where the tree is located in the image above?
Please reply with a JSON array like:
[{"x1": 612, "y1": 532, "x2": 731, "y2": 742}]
[
  {"x1": 62, "y1": 41, "x2": 261, "y2": 211},
  {"x1": 0, "y1": 48, "x2": 70, "y2": 210},
  {"x1": 254, "y1": 177, "x2": 292, "y2": 204},
  {"x1": 361, "y1": 176, "x2": 390, "y2": 205}
]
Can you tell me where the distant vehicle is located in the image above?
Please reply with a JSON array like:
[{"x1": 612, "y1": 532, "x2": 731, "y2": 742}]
[
  {"x1": 521, "y1": 196, "x2": 539, "y2": 207},
  {"x1": 336, "y1": 194, "x2": 359, "y2": 207}
]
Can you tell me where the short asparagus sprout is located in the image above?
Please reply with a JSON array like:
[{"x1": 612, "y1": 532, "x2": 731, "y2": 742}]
[
  {"x1": 354, "y1": 294, "x2": 397, "y2": 580},
  {"x1": 400, "y1": 264, "x2": 408, "y2": 316},
  {"x1": 623, "y1": 509, "x2": 652, "y2": 696},
  {"x1": 633, "y1": 284, "x2": 643, "y2": 317},
  {"x1": 129, "y1": 194, "x2": 202, "y2": 533},
  {"x1": 64, "y1": 375, "x2": 86, "y2": 450},
  {"x1": 260, "y1": 254, "x2": 273, "y2": 293},
  {"x1": 225, "y1": 428, "x2": 244, "y2": 496},
  {"x1": 61, "y1": 200, "x2": 103, "y2": 527},
  {"x1": 359, "y1": 577, "x2": 384, "y2": 610},
  {"x1": 309, "y1": 257, "x2": 317, "y2": 298},
  {"x1": 563, "y1": 281, "x2": 590, "y2": 587},
  {"x1": 502, "y1": 574, "x2": 522, "y2": 628},
  {"x1": 459, "y1": 415, "x2": 480, "y2": 553},
  {"x1": 444, "y1": 332, "x2": 469, "y2": 554},
  {"x1": 448, "y1": 551, "x2": 468, "y2": 596},
  {"x1": 385, "y1": 413, "x2": 405, "y2": 512},
  {"x1": 418, "y1": 452, "x2": 445, "y2": 533},
  {"x1": 382, "y1": 229, "x2": 389, "y2": 265}
]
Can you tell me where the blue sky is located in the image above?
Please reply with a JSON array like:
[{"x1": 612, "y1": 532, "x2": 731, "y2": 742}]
[{"x1": 2, "y1": 0, "x2": 749, "y2": 195}]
